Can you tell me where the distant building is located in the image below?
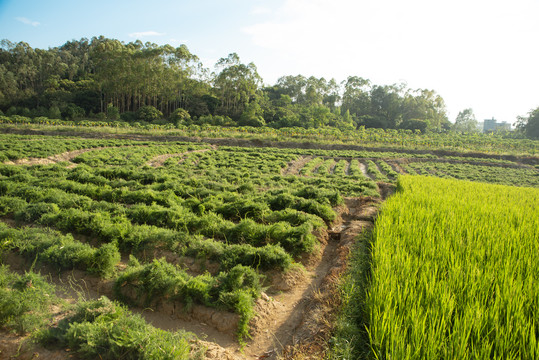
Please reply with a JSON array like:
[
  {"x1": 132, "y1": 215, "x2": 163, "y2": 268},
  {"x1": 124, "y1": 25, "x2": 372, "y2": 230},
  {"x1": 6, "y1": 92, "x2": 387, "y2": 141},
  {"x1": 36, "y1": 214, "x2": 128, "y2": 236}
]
[{"x1": 483, "y1": 118, "x2": 511, "y2": 133}]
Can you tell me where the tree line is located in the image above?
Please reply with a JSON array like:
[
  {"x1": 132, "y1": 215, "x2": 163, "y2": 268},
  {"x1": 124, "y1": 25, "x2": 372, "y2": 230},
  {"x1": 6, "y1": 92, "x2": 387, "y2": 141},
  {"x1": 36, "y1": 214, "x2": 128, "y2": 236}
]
[{"x1": 0, "y1": 36, "x2": 536, "y2": 137}]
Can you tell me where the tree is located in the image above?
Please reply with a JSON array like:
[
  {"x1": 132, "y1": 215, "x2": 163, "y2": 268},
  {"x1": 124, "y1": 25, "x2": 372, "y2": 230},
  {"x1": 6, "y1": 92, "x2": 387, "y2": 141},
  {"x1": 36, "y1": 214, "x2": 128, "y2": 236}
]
[
  {"x1": 399, "y1": 119, "x2": 429, "y2": 133},
  {"x1": 63, "y1": 103, "x2": 85, "y2": 120},
  {"x1": 170, "y1": 108, "x2": 191, "y2": 123},
  {"x1": 239, "y1": 100, "x2": 265, "y2": 127},
  {"x1": 341, "y1": 76, "x2": 371, "y2": 118},
  {"x1": 516, "y1": 107, "x2": 539, "y2": 139},
  {"x1": 106, "y1": 104, "x2": 120, "y2": 120},
  {"x1": 137, "y1": 105, "x2": 163, "y2": 122},
  {"x1": 213, "y1": 53, "x2": 262, "y2": 120},
  {"x1": 453, "y1": 108, "x2": 479, "y2": 133},
  {"x1": 370, "y1": 84, "x2": 404, "y2": 128},
  {"x1": 48, "y1": 105, "x2": 61, "y2": 119}
]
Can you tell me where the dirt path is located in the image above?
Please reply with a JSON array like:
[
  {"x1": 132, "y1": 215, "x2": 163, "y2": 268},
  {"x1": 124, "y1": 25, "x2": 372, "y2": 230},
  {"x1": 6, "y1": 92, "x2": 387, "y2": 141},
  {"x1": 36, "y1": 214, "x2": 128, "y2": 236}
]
[
  {"x1": 281, "y1": 156, "x2": 312, "y2": 176},
  {"x1": 2, "y1": 147, "x2": 105, "y2": 166},
  {"x1": 146, "y1": 145, "x2": 217, "y2": 167},
  {"x1": 358, "y1": 161, "x2": 372, "y2": 179},
  {"x1": 389, "y1": 160, "x2": 407, "y2": 174},
  {"x1": 2, "y1": 145, "x2": 143, "y2": 167},
  {"x1": 344, "y1": 160, "x2": 351, "y2": 175},
  {"x1": 236, "y1": 197, "x2": 381, "y2": 360}
]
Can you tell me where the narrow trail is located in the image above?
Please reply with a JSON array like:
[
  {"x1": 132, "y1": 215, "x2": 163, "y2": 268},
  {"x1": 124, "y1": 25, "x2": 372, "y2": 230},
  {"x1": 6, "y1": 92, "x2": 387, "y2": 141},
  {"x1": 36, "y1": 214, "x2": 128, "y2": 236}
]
[
  {"x1": 281, "y1": 156, "x2": 312, "y2": 176},
  {"x1": 146, "y1": 145, "x2": 218, "y2": 167},
  {"x1": 2, "y1": 145, "x2": 144, "y2": 167},
  {"x1": 2, "y1": 147, "x2": 107, "y2": 166},
  {"x1": 358, "y1": 161, "x2": 372, "y2": 179},
  {"x1": 238, "y1": 196, "x2": 382, "y2": 360}
]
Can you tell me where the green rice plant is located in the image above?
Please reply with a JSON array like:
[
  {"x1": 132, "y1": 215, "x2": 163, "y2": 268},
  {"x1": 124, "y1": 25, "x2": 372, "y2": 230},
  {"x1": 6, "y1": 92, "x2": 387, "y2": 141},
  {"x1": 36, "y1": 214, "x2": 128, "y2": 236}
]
[
  {"x1": 365, "y1": 176, "x2": 539, "y2": 359},
  {"x1": 328, "y1": 230, "x2": 373, "y2": 360}
]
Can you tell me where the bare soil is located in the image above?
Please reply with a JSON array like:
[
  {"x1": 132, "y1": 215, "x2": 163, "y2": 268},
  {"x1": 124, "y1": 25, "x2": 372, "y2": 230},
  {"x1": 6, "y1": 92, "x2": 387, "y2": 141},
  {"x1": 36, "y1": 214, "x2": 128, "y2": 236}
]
[
  {"x1": 2, "y1": 145, "x2": 143, "y2": 167},
  {"x1": 146, "y1": 145, "x2": 218, "y2": 167},
  {"x1": 358, "y1": 161, "x2": 373, "y2": 179},
  {"x1": 282, "y1": 156, "x2": 312, "y2": 176},
  {"x1": 2, "y1": 147, "x2": 103, "y2": 166}
]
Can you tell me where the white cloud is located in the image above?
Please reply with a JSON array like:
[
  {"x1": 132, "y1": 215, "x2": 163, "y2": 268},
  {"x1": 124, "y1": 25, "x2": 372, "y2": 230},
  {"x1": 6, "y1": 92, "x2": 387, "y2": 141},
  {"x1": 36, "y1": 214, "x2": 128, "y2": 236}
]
[
  {"x1": 128, "y1": 31, "x2": 166, "y2": 38},
  {"x1": 242, "y1": 0, "x2": 539, "y2": 123},
  {"x1": 16, "y1": 17, "x2": 40, "y2": 27},
  {"x1": 251, "y1": 6, "x2": 272, "y2": 15}
]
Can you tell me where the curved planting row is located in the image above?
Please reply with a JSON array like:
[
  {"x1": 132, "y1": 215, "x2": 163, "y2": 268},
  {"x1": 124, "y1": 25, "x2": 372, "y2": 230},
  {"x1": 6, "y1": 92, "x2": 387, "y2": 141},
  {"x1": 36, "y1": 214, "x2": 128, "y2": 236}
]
[{"x1": 0, "y1": 143, "x2": 375, "y2": 347}]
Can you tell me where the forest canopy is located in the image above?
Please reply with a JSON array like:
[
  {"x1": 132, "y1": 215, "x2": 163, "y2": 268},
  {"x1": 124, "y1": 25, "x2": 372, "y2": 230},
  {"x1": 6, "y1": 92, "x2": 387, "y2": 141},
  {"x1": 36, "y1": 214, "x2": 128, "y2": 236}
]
[{"x1": 0, "y1": 36, "x2": 515, "y2": 134}]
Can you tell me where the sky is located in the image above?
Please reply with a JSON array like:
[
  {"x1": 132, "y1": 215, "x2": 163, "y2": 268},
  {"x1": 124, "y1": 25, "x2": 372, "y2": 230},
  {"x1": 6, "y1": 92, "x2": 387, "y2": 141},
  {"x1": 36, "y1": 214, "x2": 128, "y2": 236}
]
[{"x1": 1, "y1": 0, "x2": 538, "y2": 125}]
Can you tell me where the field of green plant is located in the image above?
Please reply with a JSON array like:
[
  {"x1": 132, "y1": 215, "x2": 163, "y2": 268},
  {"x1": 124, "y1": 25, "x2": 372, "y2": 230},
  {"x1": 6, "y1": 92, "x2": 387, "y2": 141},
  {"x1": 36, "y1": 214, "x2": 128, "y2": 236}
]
[
  {"x1": 405, "y1": 160, "x2": 539, "y2": 187},
  {"x1": 0, "y1": 134, "x2": 386, "y2": 355},
  {"x1": 0, "y1": 129, "x2": 538, "y2": 358},
  {"x1": 331, "y1": 175, "x2": 539, "y2": 359},
  {"x1": 2, "y1": 115, "x2": 538, "y2": 156}
]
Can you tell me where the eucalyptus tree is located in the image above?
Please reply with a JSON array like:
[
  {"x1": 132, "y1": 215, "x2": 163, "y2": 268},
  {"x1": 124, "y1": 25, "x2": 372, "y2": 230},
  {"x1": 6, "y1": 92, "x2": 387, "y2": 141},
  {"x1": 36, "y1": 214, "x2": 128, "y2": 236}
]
[
  {"x1": 516, "y1": 107, "x2": 539, "y2": 139},
  {"x1": 213, "y1": 53, "x2": 262, "y2": 120},
  {"x1": 369, "y1": 84, "x2": 405, "y2": 128},
  {"x1": 341, "y1": 76, "x2": 371, "y2": 119},
  {"x1": 453, "y1": 108, "x2": 479, "y2": 133}
]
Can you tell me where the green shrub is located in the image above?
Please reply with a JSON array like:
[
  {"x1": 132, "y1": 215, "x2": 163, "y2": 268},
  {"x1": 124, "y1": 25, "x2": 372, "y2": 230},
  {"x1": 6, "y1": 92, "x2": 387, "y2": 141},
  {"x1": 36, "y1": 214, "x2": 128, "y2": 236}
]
[
  {"x1": 41, "y1": 296, "x2": 192, "y2": 360},
  {"x1": 90, "y1": 242, "x2": 121, "y2": 277},
  {"x1": 15, "y1": 202, "x2": 60, "y2": 223},
  {"x1": 0, "y1": 266, "x2": 57, "y2": 334},
  {"x1": 114, "y1": 259, "x2": 262, "y2": 344},
  {"x1": 137, "y1": 106, "x2": 163, "y2": 122},
  {"x1": 0, "y1": 196, "x2": 27, "y2": 216}
]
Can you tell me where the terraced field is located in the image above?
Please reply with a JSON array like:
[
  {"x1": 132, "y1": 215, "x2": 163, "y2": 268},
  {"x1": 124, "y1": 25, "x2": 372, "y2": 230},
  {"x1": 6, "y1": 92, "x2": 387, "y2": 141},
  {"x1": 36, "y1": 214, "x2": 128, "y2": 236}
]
[{"x1": 0, "y1": 132, "x2": 537, "y2": 359}]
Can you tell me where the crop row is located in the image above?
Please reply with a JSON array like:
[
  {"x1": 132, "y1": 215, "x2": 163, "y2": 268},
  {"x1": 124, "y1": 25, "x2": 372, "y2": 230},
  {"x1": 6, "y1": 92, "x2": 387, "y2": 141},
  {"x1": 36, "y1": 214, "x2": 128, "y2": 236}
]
[
  {"x1": 0, "y1": 265, "x2": 197, "y2": 358},
  {"x1": 2, "y1": 115, "x2": 537, "y2": 156},
  {"x1": 296, "y1": 157, "x2": 400, "y2": 183},
  {"x1": 72, "y1": 143, "x2": 211, "y2": 166},
  {"x1": 0, "y1": 222, "x2": 119, "y2": 276},
  {"x1": 0, "y1": 216, "x2": 268, "y2": 343},
  {"x1": 0, "y1": 134, "x2": 142, "y2": 162}
]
